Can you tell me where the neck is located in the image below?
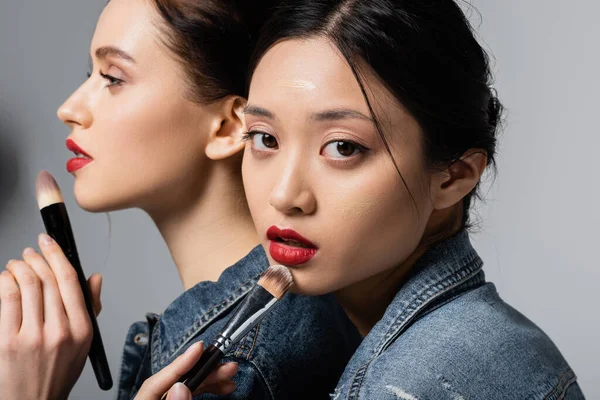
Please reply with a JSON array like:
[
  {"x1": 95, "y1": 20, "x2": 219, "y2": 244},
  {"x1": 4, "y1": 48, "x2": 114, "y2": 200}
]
[
  {"x1": 335, "y1": 249, "x2": 423, "y2": 337},
  {"x1": 147, "y1": 160, "x2": 259, "y2": 290},
  {"x1": 335, "y1": 207, "x2": 462, "y2": 337}
]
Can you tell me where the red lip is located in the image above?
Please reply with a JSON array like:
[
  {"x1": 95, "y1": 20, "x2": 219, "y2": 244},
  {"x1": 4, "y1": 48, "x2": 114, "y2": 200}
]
[
  {"x1": 66, "y1": 138, "x2": 93, "y2": 173},
  {"x1": 66, "y1": 138, "x2": 92, "y2": 158},
  {"x1": 266, "y1": 226, "x2": 317, "y2": 266}
]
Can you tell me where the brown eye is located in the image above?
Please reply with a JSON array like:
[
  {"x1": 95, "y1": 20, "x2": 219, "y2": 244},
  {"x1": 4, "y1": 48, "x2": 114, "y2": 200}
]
[
  {"x1": 336, "y1": 142, "x2": 356, "y2": 156},
  {"x1": 246, "y1": 132, "x2": 279, "y2": 150},
  {"x1": 262, "y1": 134, "x2": 278, "y2": 149},
  {"x1": 322, "y1": 140, "x2": 363, "y2": 159}
]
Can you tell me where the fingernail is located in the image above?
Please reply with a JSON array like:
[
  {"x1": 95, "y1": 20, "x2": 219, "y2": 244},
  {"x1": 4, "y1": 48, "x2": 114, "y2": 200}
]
[
  {"x1": 185, "y1": 341, "x2": 202, "y2": 354},
  {"x1": 170, "y1": 382, "x2": 190, "y2": 400},
  {"x1": 39, "y1": 233, "x2": 54, "y2": 246},
  {"x1": 23, "y1": 247, "x2": 36, "y2": 256},
  {"x1": 7, "y1": 259, "x2": 16, "y2": 264}
]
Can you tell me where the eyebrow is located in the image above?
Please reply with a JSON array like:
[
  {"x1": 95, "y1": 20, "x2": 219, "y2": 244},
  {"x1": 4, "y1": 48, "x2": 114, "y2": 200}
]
[
  {"x1": 311, "y1": 108, "x2": 373, "y2": 122},
  {"x1": 244, "y1": 105, "x2": 373, "y2": 123},
  {"x1": 244, "y1": 105, "x2": 276, "y2": 119},
  {"x1": 95, "y1": 46, "x2": 136, "y2": 63}
]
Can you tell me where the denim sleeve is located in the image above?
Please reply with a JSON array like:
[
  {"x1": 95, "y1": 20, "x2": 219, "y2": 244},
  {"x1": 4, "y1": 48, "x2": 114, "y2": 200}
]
[
  {"x1": 193, "y1": 360, "x2": 272, "y2": 400},
  {"x1": 562, "y1": 381, "x2": 587, "y2": 400}
]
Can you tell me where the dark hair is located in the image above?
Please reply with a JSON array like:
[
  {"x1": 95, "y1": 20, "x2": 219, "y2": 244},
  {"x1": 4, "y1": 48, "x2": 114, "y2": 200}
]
[
  {"x1": 151, "y1": 0, "x2": 277, "y2": 103},
  {"x1": 249, "y1": 0, "x2": 502, "y2": 229}
]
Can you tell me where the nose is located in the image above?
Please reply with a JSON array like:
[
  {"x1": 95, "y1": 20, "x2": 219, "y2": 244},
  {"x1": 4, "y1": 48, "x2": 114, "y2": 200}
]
[
  {"x1": 57, "y1": 83, "x2": 93, "y2": 129},
  {"x1": 269, "y1": 156, "x2": 317, "y2": 216}
]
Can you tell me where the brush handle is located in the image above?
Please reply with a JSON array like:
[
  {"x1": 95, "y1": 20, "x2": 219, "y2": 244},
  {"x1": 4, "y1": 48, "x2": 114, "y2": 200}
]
[
  {"x1": 41, "y1": 203, "x2": 113, "y2": 391},
  {"x1": 161, "y1": 287, "x2": 277, "y2": 398},
  {"x1": 160, "y1": 344, "x2": 224, "y2": 400},
  {"x1": 183, "y1": 344, "x2": 224, "y2": 392}
]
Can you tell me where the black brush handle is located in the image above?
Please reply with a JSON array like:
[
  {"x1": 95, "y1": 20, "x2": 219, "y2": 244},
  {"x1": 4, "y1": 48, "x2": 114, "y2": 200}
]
[
  {"x1": 161, "y1": 286, "x2": 277, "y2": 399},
  {"x1": 41, "y1": 203, "x2": 113, "y2": 390},
  {"x1": 183, "y1": 344, "x2": 224, "y2": 392},
  {"x1": 160, "y1": 344, "x2": 224, "y2": 400}
]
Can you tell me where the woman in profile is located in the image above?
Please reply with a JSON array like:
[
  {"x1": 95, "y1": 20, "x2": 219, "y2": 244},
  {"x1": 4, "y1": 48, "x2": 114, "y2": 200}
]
[{"x1": 0, "y1": 1, "x2": 360, "y2": 399}]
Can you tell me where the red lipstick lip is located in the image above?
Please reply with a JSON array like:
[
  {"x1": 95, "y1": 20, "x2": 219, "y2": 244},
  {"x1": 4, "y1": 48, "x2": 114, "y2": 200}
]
[
  {"x1": 66, "y1": 138, "x2": 92, "y2": 159},
  {"x1": 266, "y1": 226, "x2": 318, "y2": 266},
  {"x1": 66, "y1": 138, "x2": 93, "y2": 173},
  {"x1": 66, "y1": 158, "x2": 93, "y2": 173},
  {"x1": 266, "y1": 226, "x2": 317, "y2": 248}
]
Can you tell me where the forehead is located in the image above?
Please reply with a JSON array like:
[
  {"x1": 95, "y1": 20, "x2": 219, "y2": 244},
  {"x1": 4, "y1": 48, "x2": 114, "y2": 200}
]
[
  {"x1": 250, "y1": 37, "x2": 369, "y2": 110},
  {"x1": 249, "y1": 37, "x2": 420, "y2": 144},
  {"x1": 91, "y1": 0, "x2": 162, "y2": 61}
]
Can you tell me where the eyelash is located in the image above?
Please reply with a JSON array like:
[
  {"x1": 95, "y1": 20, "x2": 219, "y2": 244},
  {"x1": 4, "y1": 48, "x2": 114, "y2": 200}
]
[
  {"x1": 243, "y1": 130, "x2": 370, "y2": 160},
  {"x1": 100, "y1": 72, "x2": 124, "y2": 87},
  {"x1": 242, "y1": 130, "x2": 269, "y2": 138},
  {"x1": 86, "y1": 71, "x2": 124, "y2": 87}
]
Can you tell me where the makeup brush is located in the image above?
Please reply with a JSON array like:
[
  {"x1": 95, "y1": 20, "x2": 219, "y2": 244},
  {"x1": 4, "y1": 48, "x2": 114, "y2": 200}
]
[
  {"x1": 162, "y1": 265, "x2": 293, "y2": 399},
  {"x1": 36, "y1": 170, "x2": 113, "y2": 391}
]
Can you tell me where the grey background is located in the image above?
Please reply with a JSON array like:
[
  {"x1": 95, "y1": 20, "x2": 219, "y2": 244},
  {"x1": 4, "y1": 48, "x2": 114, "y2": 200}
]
[{"x1": 0, "y1": 1, "x2": 597, "y2": 399}]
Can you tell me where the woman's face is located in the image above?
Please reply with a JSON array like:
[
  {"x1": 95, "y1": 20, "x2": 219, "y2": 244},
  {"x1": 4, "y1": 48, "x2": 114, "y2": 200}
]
[
  {"x1": 242, "y1": 38, "x2": 437, "y2": 296},
  {"x1": 58, "y1": 0, "x2": 220, "y2": 212}
]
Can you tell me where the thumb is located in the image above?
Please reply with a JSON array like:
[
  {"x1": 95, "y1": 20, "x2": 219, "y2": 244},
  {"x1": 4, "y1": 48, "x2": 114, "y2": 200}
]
[
  {"x1": 166, "y1": 383, "x2": 192, "y2": 400},
  {"x1": 87, "y1": 273, "x2": 103, "y2": 316}
]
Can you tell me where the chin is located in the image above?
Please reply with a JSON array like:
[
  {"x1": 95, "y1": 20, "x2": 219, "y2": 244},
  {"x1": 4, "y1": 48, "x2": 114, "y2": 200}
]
[
  {"x1": 73, "y1": 181, "x2": 129, "y2": 213},
  {"x1": 74, "y1": 194, "x2": 113, "y2": 213},
  {"x1": 287, "y1": 272, "x2": 335, "y2": 297}
]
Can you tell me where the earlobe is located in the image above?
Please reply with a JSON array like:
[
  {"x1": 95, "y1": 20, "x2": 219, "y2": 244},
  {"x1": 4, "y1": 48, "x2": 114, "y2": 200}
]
[
  {"x1": 431, "y1": 150, "x2": 488, "y2": 210},
  {"x1": 205, "y1": 96, "x2": 247, "y2": 161}
]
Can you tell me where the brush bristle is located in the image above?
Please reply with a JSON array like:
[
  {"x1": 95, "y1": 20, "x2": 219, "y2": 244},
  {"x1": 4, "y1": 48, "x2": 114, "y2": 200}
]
[
  {"x1": 257, "y1": 265, "x2": 293, "y2": 300},
  {"x1": 36, "y1": 170, "x2": 64, "y2": 209}
]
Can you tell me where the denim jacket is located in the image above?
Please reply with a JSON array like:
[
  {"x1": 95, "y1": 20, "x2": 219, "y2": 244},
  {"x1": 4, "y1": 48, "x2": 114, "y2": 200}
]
[
  {"x1": 332, "y1": 231, "x2": 585, "y2": 400},
  {"x1": 117, "y1": 245, "x2": 362, "y2": 400}
]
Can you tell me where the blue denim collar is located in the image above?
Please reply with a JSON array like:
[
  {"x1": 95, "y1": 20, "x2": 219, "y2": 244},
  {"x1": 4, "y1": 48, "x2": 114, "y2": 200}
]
[
  {"x1": 339, "y1": 230, "x2": 484, "y2": 383},
  {"x1": 374, "y1": 230, "x2": 482, "y2": 354},
  {"x1": 150, "y1": 245, "x2": 268, "y2": 370}
]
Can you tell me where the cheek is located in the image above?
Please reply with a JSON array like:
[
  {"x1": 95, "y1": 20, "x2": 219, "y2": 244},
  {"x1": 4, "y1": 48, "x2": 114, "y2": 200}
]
[
  {"x1": 74, "y1": 91, "x2": 207, "y2": 211},
  {"x1": 323, "y1": 156, "x2": 417, "y2": 229},
  {"x1": 310, "y1": 158, "x2": 433, "y2": 290}
]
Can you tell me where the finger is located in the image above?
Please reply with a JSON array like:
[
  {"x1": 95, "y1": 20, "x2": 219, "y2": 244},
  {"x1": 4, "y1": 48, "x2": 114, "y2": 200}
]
[
  {"x1": 196, "y1": 362, "x2": 238, "y2": 389},
  {"x1": 38, "y1": 233, "x2": 89, "y2": 326},
  {"x1": 22, "y1": 247, "x2": 68, "y2": 324},
  {"x1": 87, "y1": 274, "x2": 103, "y2": 317},
  {"x1": 0, "y1": 269, "x2": 22, "y2": 335},
  {"x1": 194, "y1": 381, "x2": 236, "y2": 396},
  {"x1": 5, "y1": 260, "x2": 43, "y2": 330},
  {"x1": 166, "y1": 383, "x2": 192, "y2": 400},
  {"x1": 138, "y1": 341, "x2": 204, "y2": 399}
]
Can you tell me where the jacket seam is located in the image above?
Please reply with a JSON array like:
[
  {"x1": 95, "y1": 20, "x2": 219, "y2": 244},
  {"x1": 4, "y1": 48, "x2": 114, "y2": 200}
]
[
  {"x1": 249, "y1": 358, "x2": 277, "y2": 400},
  {"x1": 347, "y1": 364, "x2": 368, "y2": 400},
  {"x1": 378, "y1": 257, "x2": 482, "y2": 354},
  {"x1": 544, "y1": 368, "x2": 577, "y2": 400},
  {"x1": 162, "y1": 272, "x2": 263, "y2": 364},
  {"x1": 348, "y1": 259, "x2": 483, "y2": 399},
  {"x1": 246, "y1": 321, "x2": 261, "y2": 359}
]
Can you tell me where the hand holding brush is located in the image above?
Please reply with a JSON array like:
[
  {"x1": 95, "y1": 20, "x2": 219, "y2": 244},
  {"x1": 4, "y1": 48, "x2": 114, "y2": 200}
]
[
  {"x1": 160, "y1": 264, "x2": 294, "y2": 399},
  {"x1": 0, "y1": 171, "x2": 110, "y2": 399}
]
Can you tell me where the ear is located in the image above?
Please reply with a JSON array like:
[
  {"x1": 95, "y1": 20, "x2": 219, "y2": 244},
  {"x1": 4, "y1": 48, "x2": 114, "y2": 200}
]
[
  {"x1": 205, "y1": 96, "x2": 247, "y2": 161},
  {"x1": 430, "y1": 149, "x2": 488, "y2": 210}
]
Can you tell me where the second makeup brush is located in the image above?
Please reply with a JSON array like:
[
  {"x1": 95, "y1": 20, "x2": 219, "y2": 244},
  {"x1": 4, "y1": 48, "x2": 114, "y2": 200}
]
[{"x1": 162, "y1": 264, "x2": 293, "y2": 399}]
